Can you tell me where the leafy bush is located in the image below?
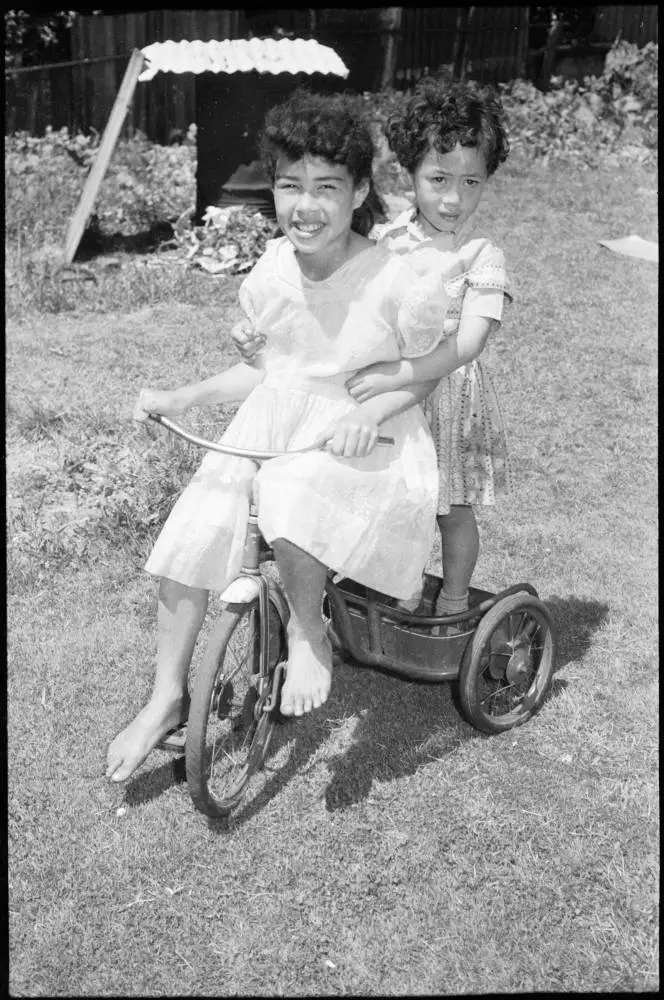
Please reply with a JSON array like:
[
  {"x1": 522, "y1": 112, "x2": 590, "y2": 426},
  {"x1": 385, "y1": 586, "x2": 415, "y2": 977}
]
[
  {"x1": 362, "y1": 38, "x2": 658, "y2": 171},
  {"x1": 5, "y1": 125, "x2": 197, "y2": 244},
  {"x1": 170, "y1": 204, "x2": 278, "y2": 275},
  {"x1": 95, "y1": 128, "x2": 197, "y2": 234},
  {"x1": 5, "y1": 124, "x2": 279, "y2": 294},
  {"x1": 602, "y1": 37, "x2": 658, "y2": 107},
  {"x1": 498, "y1": 40, "x2": 658, "y2": 166}
]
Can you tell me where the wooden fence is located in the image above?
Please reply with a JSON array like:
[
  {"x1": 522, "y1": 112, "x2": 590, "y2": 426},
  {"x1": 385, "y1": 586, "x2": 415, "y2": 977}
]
[
  {"x1": 592, "y1": 4, "x2": 659, "y2": 46},
  {"x1": 4, "y1": 6, "x2": 659, "y2": 138}
]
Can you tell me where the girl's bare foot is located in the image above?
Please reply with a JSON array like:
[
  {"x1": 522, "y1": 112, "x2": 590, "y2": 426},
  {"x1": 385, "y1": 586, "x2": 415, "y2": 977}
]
[
  {"x1": 106, "y1": 693, "x2": 189, "y2": 783},
  {"x1": 280, "y1": 629, "x2": 332, "y2": 717}
]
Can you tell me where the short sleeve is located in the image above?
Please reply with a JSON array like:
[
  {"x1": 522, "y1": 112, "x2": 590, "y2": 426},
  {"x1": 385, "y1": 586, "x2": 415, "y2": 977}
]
[
  {"x1": 465, "y1": 243, "x2": 512, "y2": 303},
  {"x1": 462, "y1": 287, "x2": 506, "y2": 321},
  {"x1": 395, "y1": 263, "x2": 453, "y2": 359}
]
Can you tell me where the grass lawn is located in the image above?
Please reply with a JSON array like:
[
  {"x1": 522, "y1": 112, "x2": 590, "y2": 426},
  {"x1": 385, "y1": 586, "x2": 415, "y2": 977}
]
[{"x1": 6, "y1": 152, "x2": 658, "y2": 995}]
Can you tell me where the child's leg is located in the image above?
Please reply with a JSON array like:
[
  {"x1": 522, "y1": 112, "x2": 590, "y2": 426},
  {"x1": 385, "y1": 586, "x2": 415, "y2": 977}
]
[
  {"x1": 271, "y1": 538, "x2": 332, "y2": 717},
  {"x1": 106, "y1": 579, "x2": 208, "y2": 782},
  {"x1": 436, "y1": 504, "x2": 479, "y2": 612}
]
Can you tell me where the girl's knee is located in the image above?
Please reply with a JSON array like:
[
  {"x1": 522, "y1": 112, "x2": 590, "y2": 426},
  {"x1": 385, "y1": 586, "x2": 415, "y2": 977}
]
[{"x1": 159, "y1": 577, "x2": 209, "y2": 608}]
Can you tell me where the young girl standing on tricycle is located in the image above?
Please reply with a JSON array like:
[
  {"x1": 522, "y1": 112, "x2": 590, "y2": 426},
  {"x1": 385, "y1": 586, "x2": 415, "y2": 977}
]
[
  {"x1": 355, "y1": 77, "x2": 514, "y2": 618},
  {"x1": 106, "y1": 90, "x2": 453, "y2": 783},
  {"x1": 235, "y1": 79, "x2": 514, "y2": 620}
]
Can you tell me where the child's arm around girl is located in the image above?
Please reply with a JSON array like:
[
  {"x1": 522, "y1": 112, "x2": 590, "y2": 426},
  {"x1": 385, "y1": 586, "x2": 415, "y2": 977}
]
[{"x1": 345, "y1": 277, "x2": 503, "y2": 402}]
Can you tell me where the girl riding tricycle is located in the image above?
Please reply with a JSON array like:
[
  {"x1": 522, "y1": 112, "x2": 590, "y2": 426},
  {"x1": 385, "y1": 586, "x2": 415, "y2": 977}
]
[{"x1": 106, "y1": 84, "x2": 555, "y2": 819}]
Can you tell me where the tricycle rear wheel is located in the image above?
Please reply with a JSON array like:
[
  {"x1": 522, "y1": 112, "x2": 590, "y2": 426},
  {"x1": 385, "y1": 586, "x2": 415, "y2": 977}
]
[{"x1": 458, "y1": 592, "x2": 555, "y2": 734}]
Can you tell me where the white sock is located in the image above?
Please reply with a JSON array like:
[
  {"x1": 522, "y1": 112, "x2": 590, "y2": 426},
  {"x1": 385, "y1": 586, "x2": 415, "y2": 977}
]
[{"x1": 435, "y1": 589, "x2": 469, "y2": 615}]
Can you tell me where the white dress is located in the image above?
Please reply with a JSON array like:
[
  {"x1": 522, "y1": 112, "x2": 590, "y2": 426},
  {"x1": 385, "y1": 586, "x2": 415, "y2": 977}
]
[{"x1": 145, "y1": 238, "x2": 450, "y2": 601}]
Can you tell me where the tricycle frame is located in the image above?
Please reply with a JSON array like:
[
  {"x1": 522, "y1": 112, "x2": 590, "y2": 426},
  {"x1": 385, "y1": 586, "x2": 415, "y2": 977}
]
[{"x1": 324, "y1": 575, "x2": 539, "y2": 683}]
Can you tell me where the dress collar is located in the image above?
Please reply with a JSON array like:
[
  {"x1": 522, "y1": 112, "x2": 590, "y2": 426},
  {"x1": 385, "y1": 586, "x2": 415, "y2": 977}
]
[{"x1": 396, "y1": 207, "x2": 478, "y2": 251}]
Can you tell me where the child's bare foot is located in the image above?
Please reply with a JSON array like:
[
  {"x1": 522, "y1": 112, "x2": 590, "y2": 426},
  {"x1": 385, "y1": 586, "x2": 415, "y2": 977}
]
[
  {"x1": 280, "y1": 629, "x2": 332, "y2": 717},
  {"x1": 106, "y1": 693, "x2": 189, "y2": 783}
]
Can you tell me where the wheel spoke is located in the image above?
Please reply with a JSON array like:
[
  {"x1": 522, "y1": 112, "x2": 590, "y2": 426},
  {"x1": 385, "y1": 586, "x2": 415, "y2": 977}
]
[
  {"x1": 480, "y1": 679, "x2": 527, "y2": 712},
  {"x1": 220, "y1": 639, "x2": 255, "y2": 685},
  {"x1": 514, "y1": 611, "x2": 529, "y2": 638}
]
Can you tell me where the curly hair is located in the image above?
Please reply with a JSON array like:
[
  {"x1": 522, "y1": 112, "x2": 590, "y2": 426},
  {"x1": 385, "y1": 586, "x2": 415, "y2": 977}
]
[
  {"x1": 259, "y1": 88, "x2": 374, "y2": 184},
  {"x1": 385, "y1": 76, "x2": 510, "y2": 176},
  {"x1": 259, "y1": 88, "x2": 377, "y2": 235}
]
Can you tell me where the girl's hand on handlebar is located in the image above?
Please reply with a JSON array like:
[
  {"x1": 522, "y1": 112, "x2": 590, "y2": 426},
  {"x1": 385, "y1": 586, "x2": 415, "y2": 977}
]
[
  {"x1": 231, "y1": 319, "x2": 266, "y2": 362},
  {"x1": 133, "y1": 388, "x2": 187, "y2": 423},
  {"x1": 316, "y1": 411, "x2": 380, "y2": 458}
]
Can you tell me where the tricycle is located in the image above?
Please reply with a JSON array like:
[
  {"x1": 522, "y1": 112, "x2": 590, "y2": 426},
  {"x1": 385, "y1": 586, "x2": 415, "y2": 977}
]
[{"x1": 148, "y1": 414, "x2": 555, "y2": 819}]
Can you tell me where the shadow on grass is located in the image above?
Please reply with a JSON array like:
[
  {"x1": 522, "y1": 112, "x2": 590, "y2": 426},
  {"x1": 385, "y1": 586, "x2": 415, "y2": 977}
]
[
  {"x1": 122, "y1": 594, "x2": 609, "y2": 820},
  {"x1": 213, "y1": 662, "x2": 472, "y2": 828},
  {"x1": 227, "y1": 593, "x2": 611, "y2": 822},
  {"x1": 124, "y1": 755, "x2": 187, "y2": 808},
  {"x1": 544, "y1": 594, "x2": 610, "y2": 670},
  {"x1": 75, "y1": 220, "x2": 175, "y2": 262}
]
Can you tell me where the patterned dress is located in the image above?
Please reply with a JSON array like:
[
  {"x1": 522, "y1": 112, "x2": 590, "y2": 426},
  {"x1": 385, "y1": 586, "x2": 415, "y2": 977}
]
[
  {"x1": 374, "y1": 209, "x2": 514, "y2": 514},
  {"x1": 145, "y1": 237, "x2": 452, "y2": 601}
]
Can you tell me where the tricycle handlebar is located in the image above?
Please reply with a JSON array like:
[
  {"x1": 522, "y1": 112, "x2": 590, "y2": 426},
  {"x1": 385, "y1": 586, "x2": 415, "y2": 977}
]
[{"x1": 147, "y1": 413, "x2": 394, "y2": 459}]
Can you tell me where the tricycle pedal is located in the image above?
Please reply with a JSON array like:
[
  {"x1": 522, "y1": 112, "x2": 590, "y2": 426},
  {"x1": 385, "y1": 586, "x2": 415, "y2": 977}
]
[{"x1": 157, "y1": 723, "x2": 187, "y2": 752}]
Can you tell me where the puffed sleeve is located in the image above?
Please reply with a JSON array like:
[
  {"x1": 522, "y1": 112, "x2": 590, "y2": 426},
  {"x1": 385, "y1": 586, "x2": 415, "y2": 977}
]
[
  {"x1": 238, "y1": 277, "x2": 258, "y2": 324},
  {"x1": 443, "y1": 241, "x2": 512, "y2": 324},
  {"x1": 237, "y1": 237, "x2": 283, "y2": 324},
  {"x1": 394, "y1": 257, "x2": 454, "y2": 359}
]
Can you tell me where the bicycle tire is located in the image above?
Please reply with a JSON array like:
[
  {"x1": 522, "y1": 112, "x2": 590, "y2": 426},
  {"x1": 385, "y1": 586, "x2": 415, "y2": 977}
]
[{"x1": 186, "y1": 597, "x2": 286, "y2": 818}]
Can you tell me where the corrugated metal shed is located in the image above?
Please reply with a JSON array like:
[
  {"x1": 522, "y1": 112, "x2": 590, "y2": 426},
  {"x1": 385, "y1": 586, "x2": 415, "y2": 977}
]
[{"x1": 138, "y1": 37, "x2": 350, "y2": 82}]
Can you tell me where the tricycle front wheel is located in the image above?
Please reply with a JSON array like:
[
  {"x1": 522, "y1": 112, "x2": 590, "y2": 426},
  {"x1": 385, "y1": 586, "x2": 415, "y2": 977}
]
[
  {"x1": 186, "y1": 598, "x2": 286, "y2": 818},
  {"x1": 458, "y1": 592, "x2": 555, "y2": 734}
]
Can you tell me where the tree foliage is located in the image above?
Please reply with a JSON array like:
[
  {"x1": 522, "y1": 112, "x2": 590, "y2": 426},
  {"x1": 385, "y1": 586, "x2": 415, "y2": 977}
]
[
  {"x1": 364, "y1": 38, "x2": 657, "y2": 173},
  {"x1": 5, "y1": 9, "x2": 77, "y2": 68},
  {"x1": 529, "y1": 6, "x2": 598, "y2": 49}
]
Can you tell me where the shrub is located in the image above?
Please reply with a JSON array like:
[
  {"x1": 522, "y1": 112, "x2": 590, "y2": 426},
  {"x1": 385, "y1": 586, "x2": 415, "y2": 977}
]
[
  {"x1": 498, "y1": 39, "x2": 657, "y2": 166},
  {"x1": 96, "y1": 129, "x2": 197, "y2": 234},
  {"x1": 5, "y1": 125, "x2": 198, "y2": 239},
  {"x1": 362, "y1": 39, "x2": 658, "y2": 172},
  {"x1": 602, "y1": 38, "x2": 658, "y2": 107},
  {"x1": 171, "y1": 204, "x2": 279, "y2": 275}
]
